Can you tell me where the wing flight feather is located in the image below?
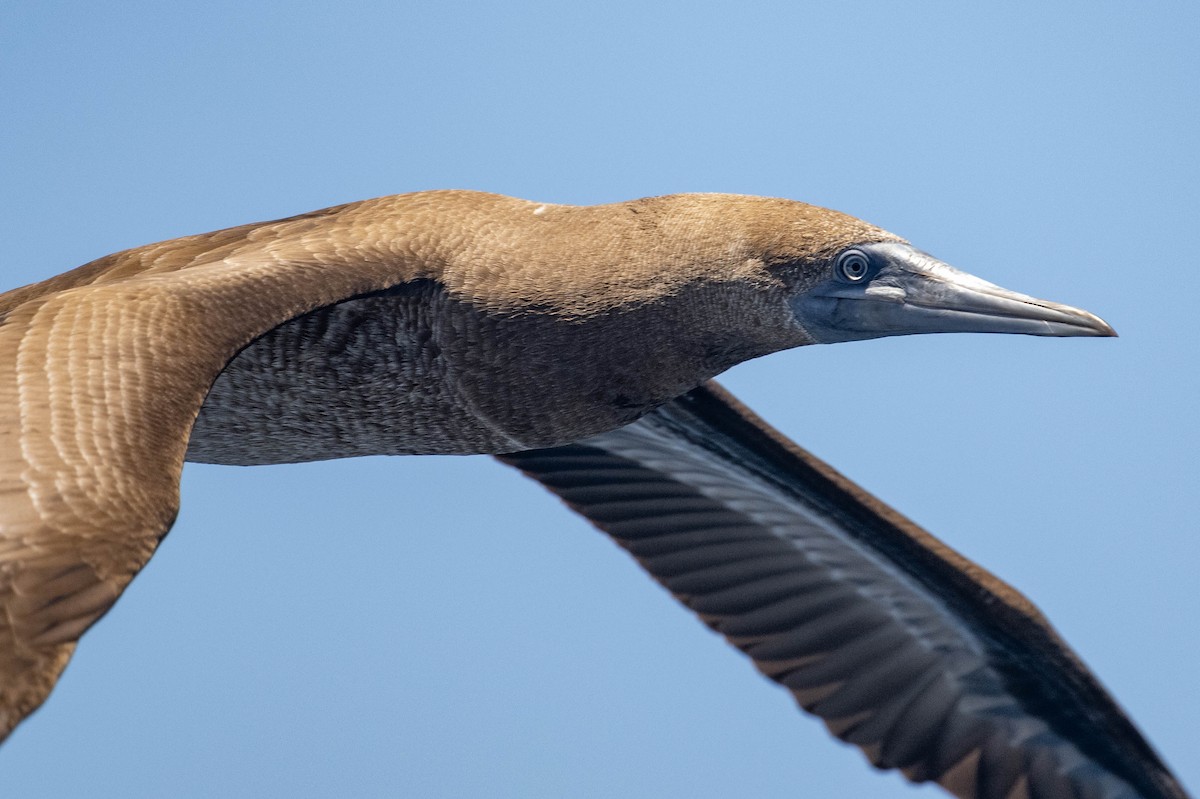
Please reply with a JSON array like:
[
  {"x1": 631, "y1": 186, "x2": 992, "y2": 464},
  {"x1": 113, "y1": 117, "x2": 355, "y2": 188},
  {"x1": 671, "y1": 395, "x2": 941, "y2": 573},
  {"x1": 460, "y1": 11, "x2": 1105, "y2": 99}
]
[{"x1": 499, "y1": 382, "x2": 1186, "y2": 799}]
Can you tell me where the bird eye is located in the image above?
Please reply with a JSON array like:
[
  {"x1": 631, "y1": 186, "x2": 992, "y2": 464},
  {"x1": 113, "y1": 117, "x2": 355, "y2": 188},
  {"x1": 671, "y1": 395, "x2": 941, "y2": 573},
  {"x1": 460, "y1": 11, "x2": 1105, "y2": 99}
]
[{"x1": 836, "y1": 250, "x2": 871, "y2": 282}]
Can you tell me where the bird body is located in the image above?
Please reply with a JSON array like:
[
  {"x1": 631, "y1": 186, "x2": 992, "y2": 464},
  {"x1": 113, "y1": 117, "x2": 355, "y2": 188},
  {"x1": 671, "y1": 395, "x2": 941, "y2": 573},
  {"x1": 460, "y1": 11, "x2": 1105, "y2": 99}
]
[
  {"x1": 4, "y1": 191, "x2": 892, "y2": 465},
  {"x1": 0, "y1": 191, "x2": 1186, "y2": 798}
]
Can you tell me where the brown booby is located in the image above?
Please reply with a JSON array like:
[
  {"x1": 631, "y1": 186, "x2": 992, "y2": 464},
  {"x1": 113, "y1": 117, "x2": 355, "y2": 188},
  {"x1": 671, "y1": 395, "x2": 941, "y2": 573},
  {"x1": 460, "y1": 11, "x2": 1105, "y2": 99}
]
[{"x1": 0, "y1": 191, "x2": 1186, "y2": 799}]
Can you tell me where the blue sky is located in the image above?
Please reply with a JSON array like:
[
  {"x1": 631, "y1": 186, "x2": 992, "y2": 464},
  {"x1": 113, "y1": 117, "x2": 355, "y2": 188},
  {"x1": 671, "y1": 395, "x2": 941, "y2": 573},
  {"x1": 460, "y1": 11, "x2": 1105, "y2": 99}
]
[{"x1": 1, "y1": 3, "x2": 1197, "y2": 797}]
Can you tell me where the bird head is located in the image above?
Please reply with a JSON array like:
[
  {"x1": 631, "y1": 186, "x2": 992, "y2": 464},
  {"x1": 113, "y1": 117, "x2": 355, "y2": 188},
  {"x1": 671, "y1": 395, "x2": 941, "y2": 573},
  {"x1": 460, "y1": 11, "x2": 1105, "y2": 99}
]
[{"x1": 665, "y1": 195, "x2": 1116, "y2": 348}]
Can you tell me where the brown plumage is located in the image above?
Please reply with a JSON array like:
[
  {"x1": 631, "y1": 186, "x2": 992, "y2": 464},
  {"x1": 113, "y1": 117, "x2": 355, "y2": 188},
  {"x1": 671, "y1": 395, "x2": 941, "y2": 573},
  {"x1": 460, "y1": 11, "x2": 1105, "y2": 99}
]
[{"x1": 0, "y1": 191, "x2": 1186, "y2": 798}]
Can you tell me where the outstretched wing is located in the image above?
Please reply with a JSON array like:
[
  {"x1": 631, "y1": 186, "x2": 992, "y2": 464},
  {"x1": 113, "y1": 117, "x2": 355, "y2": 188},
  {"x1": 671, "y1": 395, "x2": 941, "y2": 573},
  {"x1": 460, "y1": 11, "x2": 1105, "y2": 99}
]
[
  {"x1": 499, "y1": 382, "x2": 1187, "y2": 799},
  {"x1": 0, "y1": 202, "x2": 426, "y2": 740}
]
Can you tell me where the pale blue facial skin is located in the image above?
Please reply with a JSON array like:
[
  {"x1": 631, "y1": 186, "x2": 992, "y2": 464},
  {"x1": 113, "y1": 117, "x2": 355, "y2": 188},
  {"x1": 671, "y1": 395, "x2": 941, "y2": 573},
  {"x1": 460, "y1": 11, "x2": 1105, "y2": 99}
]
[{"x1": 792, "y1": 242, "x2": 1117, "y2": 344}]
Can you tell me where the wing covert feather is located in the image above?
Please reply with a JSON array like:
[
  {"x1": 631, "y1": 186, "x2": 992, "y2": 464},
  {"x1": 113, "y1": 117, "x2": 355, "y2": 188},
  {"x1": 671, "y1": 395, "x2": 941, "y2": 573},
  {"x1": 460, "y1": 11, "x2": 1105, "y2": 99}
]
[
  {"x1": 0, "y1": 212, "x2": 426, "y2": 739},
  {"x1": 498, "y1": 382, "x2": 1187, "y2": 799}
]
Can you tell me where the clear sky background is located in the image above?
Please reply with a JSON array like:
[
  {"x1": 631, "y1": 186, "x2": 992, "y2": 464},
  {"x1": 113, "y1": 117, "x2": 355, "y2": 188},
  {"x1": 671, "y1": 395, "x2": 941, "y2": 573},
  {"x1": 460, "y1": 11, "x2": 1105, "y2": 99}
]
[{"x1": 1, "y1": 3, "x2": 1197, "y2": 797}]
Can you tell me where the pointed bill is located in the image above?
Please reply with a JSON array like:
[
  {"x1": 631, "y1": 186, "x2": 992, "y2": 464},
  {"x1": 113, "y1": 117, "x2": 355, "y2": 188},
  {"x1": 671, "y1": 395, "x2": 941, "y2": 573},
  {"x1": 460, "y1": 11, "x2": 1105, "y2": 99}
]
[{"x1": 793, "y1": 242, "x2": 1116, "y2": 343}]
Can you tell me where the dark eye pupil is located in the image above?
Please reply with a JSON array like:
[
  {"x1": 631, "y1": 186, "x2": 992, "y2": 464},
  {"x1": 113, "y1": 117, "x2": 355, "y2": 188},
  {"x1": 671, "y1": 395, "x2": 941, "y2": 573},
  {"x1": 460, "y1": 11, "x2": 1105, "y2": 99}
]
[{"x1": 838, "y1": 252, "x2": 869, "y2": 281}]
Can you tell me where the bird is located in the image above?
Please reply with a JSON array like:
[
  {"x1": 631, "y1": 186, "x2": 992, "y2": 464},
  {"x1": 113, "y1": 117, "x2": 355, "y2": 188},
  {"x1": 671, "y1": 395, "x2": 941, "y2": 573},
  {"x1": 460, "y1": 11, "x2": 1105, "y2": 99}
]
[{"x1": 0, "y1": 190, "x2": 1186, "y2": 799}]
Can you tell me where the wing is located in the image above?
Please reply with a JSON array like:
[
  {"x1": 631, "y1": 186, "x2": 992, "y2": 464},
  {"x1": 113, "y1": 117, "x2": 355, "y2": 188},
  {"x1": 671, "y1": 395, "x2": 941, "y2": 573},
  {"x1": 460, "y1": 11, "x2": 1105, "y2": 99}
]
[
  {"x1": 0, "y1": 200, "x2": 430, "y2": 740},
  {"x1": 498, "y1": 382, "x2": 1188, "y2": 799}
]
